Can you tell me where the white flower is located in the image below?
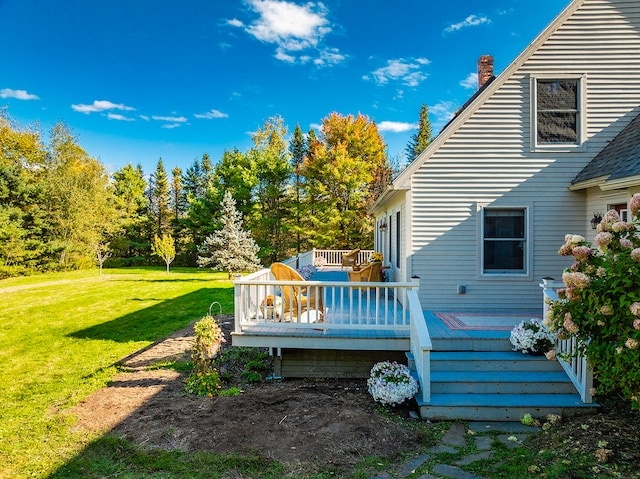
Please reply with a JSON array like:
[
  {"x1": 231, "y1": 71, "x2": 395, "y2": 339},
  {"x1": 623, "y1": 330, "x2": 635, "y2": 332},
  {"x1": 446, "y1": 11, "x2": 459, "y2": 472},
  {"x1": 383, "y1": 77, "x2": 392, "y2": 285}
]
[
  {"x1": 367, "y1": 361, "x2": 418, "y2": 406},
  {"x1": 510, "y1": 318, "x2": 555, "y2": 354}
]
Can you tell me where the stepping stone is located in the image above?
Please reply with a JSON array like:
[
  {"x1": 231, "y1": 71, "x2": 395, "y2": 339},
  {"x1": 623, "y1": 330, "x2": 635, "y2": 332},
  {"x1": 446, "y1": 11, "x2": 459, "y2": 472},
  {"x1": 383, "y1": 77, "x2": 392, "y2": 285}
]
[
  {"x1": 497, "y1": 433, "x2": 528, "y2": 449},
  {"x1": 456, "y1": 451, "x2": 493, "y2": 466},
  {"x1": 432, "y1": 464, "x2": 486, "y2": 479},
  {"x1": 468, "y1": 421, "x2": 540, "y2": 433},
  {"x1": 427, "y1": 444, "x2": 458, "y2": 454},
  {"x1": 441, "y1": 423, "x2": 467, "y2": 447},
  {"x1": 474, "y1": 436, "x2": 494, "y2": 451},
  {"x1": 397, "y1": 454, "x2": 430, "y2": 478}
]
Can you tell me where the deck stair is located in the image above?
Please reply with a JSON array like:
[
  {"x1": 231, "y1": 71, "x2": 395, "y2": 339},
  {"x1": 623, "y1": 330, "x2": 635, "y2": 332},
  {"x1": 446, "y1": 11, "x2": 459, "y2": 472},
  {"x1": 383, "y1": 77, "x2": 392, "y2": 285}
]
[{"x1": 408, "y1": 333, "x2": 598, "y2": 421}]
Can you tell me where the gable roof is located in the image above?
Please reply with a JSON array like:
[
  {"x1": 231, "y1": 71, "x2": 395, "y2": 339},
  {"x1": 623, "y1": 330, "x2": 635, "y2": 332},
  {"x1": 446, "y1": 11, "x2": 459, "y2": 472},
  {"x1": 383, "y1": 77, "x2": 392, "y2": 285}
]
[
  {"x1": 378, "y1": 0, "x2": 584, "y2": 195},
  {"x1": 571, "y1": 110, "x2": 640, "y2": 188}
]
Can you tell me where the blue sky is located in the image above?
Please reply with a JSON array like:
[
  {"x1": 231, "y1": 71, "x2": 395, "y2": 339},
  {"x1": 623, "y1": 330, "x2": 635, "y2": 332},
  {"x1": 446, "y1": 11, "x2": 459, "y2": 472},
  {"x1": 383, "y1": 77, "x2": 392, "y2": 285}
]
[{"x1": 0, "y1": 0, "x2": 569, "y2": 175}]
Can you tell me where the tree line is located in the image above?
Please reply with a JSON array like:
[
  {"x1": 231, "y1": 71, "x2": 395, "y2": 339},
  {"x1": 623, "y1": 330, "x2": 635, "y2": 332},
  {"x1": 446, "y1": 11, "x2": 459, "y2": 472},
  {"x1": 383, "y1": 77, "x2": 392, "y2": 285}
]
[{"x1": 0, "y1": 107, "x2": 433, "y2": 278}]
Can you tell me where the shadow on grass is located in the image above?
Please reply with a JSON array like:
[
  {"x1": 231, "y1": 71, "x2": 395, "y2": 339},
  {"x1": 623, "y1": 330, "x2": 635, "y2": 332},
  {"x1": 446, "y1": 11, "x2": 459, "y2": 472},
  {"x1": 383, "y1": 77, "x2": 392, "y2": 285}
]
[
  {"x1": 68, "y1": 287, "x2": 233, "y2": 343},
  {"x1": 48, "y1": 435, "x2": 287, "y2": 479}
]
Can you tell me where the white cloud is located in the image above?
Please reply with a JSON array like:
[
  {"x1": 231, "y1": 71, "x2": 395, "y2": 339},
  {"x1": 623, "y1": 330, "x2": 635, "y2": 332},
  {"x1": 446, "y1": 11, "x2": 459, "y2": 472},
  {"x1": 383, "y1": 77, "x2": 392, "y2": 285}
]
[
  {"x1": 460, "y1": 72, "x2": 478, "y2": 89},
  {"x1": 234, "y1": 0, "x2": 344, "y2": 66},
  {"x1": 0, "y1": 88, "x2": 39, "y2": 100},
  {"x1": 369, "y1": 58, "x2": 430, "y2": 87},
  {"x1": 317, "y1": 48, "x2": 346, "y2": 66},
  {"x1": 444, "y1": 14, "x2": 491, "y2": 33},
  {"x1": 140, "y1": 115, "x2": 150, "y2": 121},
  {"x1": 194, "y1": 109, "x2": 229, "y2": 119},
  {"x1": 72, "y1": 100, "x2": 135, "y2": 114},
  {"x1": 429, "y1": 100, "x2": 458, "y2": 131},
  {"x1": 107, "y1": 113, "x2": 135, "y2": 121},
  {"x1": 227, "y1": 18, "x2": 244, "y2": 28},
  {"x1": 377, "y1": 121, "x2": 417, "y2": 133},
  {"x1": 309, "y1": 122, "x2": 322, "y2": 131},
  {"x1": 152, "y1": 115, "x2": 188, "y2": 122},
  {"x1": 162, "y1": 123, "x2": 183, "y2": 129}
]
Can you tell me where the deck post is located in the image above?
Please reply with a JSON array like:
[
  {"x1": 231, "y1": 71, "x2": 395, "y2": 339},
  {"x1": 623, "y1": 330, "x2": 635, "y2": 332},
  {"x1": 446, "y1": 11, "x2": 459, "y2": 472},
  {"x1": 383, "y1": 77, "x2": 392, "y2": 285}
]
[{"x1": 233, "y1": 275, "x2": 243, "y2": 334}]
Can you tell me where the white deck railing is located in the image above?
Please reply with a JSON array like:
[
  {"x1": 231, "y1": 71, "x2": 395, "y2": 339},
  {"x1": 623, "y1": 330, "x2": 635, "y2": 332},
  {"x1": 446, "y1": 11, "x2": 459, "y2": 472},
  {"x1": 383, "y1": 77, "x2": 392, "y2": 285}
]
[
  {"x1": 540, "y1": 279, "x2": 593, "y2": 403},
  {"x1": 234, "y1": 267, "x2": 413, "y2": 333},
  {"x1": 283, "y1": 249, "x2": 375, "y2": 269},
  {"x1": 407, "y1": 278, "x2": 432, "y2": 403}
]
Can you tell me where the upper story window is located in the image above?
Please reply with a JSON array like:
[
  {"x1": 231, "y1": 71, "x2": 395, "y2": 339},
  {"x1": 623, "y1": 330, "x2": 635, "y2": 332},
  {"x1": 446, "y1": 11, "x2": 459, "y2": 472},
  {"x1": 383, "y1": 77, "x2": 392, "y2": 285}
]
[{"x1": 532, "y1": 76, "x2": 584, "y2": 148}]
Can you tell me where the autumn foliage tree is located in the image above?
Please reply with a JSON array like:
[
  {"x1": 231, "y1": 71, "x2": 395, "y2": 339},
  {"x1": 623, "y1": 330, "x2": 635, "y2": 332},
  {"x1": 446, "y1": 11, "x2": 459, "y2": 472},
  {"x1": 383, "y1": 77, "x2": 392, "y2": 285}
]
[{"x1": 300, "y1": 113, "x2": 391, "y2": 249}]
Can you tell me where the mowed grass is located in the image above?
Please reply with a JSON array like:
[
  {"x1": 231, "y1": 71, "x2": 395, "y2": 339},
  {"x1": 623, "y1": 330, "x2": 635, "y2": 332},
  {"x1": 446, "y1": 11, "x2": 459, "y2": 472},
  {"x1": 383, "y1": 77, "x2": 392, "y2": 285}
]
[{"x1": 0, "y1": 267, "x2": 233, "y2": 478}]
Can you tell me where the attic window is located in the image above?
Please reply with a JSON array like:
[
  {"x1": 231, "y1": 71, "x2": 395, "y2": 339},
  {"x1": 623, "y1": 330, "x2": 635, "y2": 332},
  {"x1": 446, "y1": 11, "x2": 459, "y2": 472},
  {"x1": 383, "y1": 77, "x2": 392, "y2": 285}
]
[{"x1": 534, "y1": 78, "x2": 582, "y2": 146}]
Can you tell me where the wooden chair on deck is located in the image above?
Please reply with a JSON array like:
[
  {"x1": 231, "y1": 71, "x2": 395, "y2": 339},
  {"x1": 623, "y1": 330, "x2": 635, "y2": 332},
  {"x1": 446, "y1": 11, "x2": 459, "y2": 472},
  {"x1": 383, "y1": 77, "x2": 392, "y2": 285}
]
[
  {"x1": 347, "y1": 261, "x2": 382, "y2": 286},
  {"x1": 341, "y1": 249, "x2": 360, "y2": 269},
  {"x1": 270, "y1": 263, "x2": 324, "y2": 322}
]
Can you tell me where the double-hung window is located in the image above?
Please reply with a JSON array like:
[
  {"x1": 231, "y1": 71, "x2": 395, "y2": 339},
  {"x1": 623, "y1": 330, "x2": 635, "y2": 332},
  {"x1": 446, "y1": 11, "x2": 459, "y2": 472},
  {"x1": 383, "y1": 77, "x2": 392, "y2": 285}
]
[
  {"x1": 483, "y1": 208, "x2": 527, "y2": 274},
  {"x1": 533, "y1": 76, "x2": 583, "y2": 147}
]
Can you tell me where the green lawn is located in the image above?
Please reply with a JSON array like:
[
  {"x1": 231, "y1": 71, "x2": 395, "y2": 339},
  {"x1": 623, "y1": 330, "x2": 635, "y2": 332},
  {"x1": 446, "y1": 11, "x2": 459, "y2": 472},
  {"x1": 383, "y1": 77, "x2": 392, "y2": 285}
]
[{"x1": 0, "y1": 267, "x2": 233, "y2": 478}]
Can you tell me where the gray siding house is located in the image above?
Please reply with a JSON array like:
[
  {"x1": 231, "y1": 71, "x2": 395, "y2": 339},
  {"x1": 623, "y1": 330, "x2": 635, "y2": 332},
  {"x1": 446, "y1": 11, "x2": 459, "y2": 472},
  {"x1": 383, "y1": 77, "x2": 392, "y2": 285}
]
[{"x1": 372, "y1": 0, "x2": 640, "y2": 313}]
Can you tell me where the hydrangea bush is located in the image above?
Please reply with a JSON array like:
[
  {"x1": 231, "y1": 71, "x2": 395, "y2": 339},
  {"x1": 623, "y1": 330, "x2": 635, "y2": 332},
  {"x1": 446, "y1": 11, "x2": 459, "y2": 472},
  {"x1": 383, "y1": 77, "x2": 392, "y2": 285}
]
[
  {"x1": 367, "y1": 361, "x2": 418, "y2": 406},
  {"x1": 546, "y1": 194, "x2": 640, "y2": 409},
  {"x1": 510, "y1": 318, "x2": 555, "y2": 355}
]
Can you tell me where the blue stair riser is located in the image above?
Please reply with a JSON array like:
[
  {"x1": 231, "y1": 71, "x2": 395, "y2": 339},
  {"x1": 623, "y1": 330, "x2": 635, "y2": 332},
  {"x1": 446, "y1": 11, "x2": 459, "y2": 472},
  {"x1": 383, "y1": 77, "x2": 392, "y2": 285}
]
[
  {"x1": 430, "y1": 351, "x2": 562, "y2": 373},
  {"x1": 430, "y1": 380, "x2": 577, "y2": 395},
  {"x1": 431, "y1": 337, "x2": 513, "y2": 352},
  {"x1": 418, "y1": 405, "x2": 593, "y2": 422}
]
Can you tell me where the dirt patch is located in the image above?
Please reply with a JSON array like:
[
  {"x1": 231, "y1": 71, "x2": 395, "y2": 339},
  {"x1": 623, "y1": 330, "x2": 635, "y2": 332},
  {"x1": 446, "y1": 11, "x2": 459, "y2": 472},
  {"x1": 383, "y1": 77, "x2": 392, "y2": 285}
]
[{"x1": 72, "y1": 315, "x2": 422, "y2": 468}]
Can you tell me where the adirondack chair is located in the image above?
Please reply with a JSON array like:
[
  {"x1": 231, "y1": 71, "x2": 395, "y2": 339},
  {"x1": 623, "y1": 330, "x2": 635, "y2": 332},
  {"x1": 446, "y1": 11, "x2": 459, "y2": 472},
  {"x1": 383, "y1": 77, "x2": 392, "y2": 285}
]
[
  {"x1": 270, "y1": 263, "x2": 323, "y2": 322},
  {"x1": 341, "y1": 249, "x2": 360, "y2": 269}
]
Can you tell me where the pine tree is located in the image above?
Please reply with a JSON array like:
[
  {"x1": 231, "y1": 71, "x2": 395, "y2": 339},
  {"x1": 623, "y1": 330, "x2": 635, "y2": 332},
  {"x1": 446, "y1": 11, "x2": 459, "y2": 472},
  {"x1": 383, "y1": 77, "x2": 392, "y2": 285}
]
[
  {"x1": 148, "y1": 158, "x2": 170, "y2": 237},
  {"x1": 405, "y1": 104, "x2": 432, "y2": 163},
  {"x1": 170, "y1": 166, "x2": 184, "y2": 220},
  {"x1": 248, "y1": 116, "x2": 293, "y2": 263},
  {"x1": 289, "y1": 124, "x2": 306, "y2": 256},
  {"x1": 197, "y1": 190, "x2": 261, "y2": 279}
]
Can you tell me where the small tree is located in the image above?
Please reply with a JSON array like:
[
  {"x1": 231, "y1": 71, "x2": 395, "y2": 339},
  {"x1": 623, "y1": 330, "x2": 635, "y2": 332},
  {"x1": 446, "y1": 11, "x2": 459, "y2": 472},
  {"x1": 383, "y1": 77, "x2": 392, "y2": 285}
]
[
  {"x1": 547, "y1": 195, "x2": 640, "y2": 410},
  {"x1": 198, "y1": 191, "x2": 261, "y2": 279},
  {"x1": 151, "y1": 233, "x2": 176, "y2": 272},
  {"x1": 92, "y1": 241, "x2": 112, "y2": 275}
]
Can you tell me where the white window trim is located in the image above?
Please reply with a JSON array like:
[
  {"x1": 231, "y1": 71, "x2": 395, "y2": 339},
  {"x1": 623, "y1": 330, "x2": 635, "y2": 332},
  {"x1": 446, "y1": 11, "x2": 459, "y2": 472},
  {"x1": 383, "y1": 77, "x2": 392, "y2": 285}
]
[
  {"x1": 530, "y1": 73, "x2": 587, "y2": 152},
  {"x1": 477, "y1": 203, "x2": 532, "y2": 279}
]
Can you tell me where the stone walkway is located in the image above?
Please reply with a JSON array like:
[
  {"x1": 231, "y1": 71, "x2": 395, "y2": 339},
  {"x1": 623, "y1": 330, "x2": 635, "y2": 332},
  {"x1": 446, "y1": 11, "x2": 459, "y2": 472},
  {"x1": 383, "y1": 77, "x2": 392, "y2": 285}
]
[{"x1": 371, "y1": 421, "x2": 540, "y2": 479}]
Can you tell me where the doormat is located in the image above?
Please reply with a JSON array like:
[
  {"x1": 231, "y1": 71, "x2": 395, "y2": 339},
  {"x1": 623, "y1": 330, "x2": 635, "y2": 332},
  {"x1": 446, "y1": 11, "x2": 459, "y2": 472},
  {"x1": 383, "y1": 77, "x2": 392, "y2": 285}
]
[{"x1": 434, "y1": 312, "x2": 542, "y2": 331}]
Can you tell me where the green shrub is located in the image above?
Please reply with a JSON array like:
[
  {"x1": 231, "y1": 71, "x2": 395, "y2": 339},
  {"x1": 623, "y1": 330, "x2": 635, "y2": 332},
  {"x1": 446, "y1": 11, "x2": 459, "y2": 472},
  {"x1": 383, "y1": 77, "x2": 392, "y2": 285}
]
[
  {"x1": 184, "y1": 315, "x2": 226, "y2": 396},
  {"x1": 547, "y1": 195, "x2": 640, "y2": 409},
  {"x1": 184, "y1": 370, "x2": 221, "y2": 397}
]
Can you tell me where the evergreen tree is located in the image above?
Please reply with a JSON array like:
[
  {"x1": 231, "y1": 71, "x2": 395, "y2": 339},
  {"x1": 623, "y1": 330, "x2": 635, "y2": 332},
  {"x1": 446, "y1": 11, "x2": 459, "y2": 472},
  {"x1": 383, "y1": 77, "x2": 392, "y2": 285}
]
[
  {"x1": 0, "y1": 111, "x2": 47, "y2": 271},
  {"x1": 248, "y1": 116, "x2": 293, "y2": 263},
  {"x1": 148, "y1": 158, "x2": 170, "y2": 237},
  {"x1": 112, "y1": 163, "x2": 148, "y2": 263},
  {"x1": 170, "y1": 166, "x2": 185, "y2": 220},
  {"x1": 197, "y1": 190, "x2": 261, "y2": 279},
  {"x1": 289, "y1": 124, "x2": 306, "y2": 256},
  {"x1": 405, "y1": 104, "x2": 432, "y2": 163},
  {"x1": 213, "y1": 148, "x2": 256, "y2": 217}
]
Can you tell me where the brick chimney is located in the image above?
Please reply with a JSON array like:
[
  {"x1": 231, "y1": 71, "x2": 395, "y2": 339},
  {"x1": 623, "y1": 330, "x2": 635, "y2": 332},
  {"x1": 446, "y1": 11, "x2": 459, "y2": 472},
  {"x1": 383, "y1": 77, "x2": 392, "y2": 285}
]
[{"x1": 477, "y1": 55, "x2": 494, "y2": 89}]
